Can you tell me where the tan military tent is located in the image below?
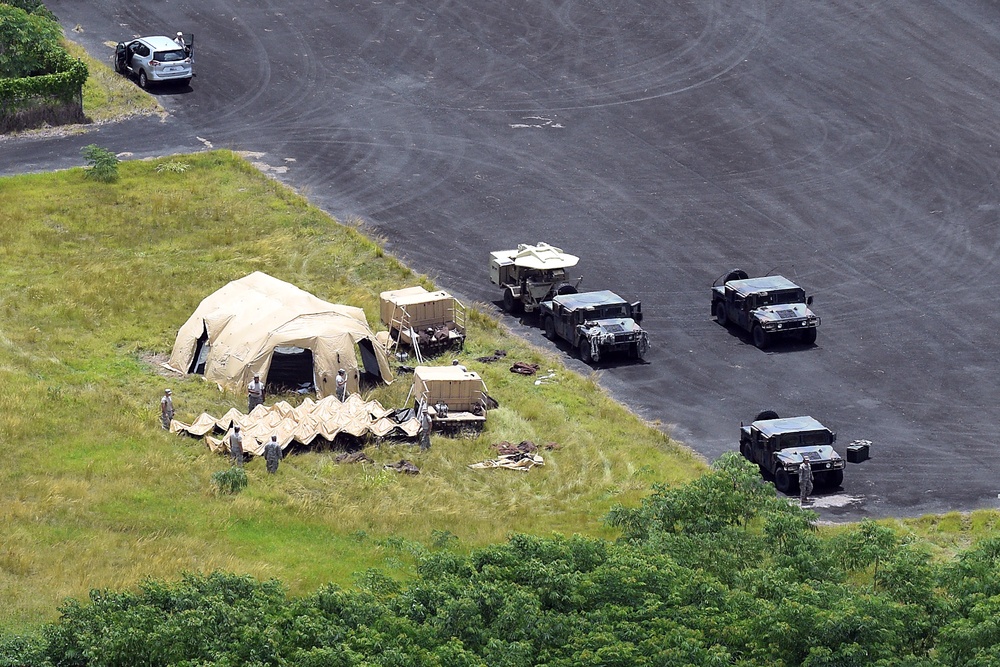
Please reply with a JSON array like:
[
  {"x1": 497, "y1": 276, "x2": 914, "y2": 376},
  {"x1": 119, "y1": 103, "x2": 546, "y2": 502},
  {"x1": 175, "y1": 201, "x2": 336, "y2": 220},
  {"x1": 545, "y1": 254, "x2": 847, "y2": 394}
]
[{"x1": 167, "y1": 272, "x2": 393, "y2": 397}]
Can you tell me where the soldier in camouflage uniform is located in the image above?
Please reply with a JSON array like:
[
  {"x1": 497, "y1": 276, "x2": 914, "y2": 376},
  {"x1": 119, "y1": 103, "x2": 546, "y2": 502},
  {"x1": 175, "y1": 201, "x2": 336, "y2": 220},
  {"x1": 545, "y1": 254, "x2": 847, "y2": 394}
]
[
  {"x1": 160, "y1": 389, "x2": 174, "y2": 430},
  {"x1": 229, "y1": 424, "x2": 244, "y2": 467},
  {"x1": 263, "y1": 434, "x2": 282, "y2": 474},
  {"x1": 798, "y1": 459, "x2": 814, "y2": 505},
  {"x1": 418, "y1": 400, "x2": 432, "y2": 451}
]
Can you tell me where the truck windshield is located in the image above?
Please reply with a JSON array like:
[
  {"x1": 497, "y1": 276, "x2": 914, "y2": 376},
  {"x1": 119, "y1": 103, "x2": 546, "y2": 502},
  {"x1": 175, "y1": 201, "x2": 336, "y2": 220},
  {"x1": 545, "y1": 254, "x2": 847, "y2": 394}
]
[
  {"x1": 778, "y1": 431, "x2": 831, "y2": 448},
  {"x1": 598, "y1": 305, "x2": 627, "y2": 318},
  {"x1": 756, "y1": 289, "x2": 805, "y2": 307}
]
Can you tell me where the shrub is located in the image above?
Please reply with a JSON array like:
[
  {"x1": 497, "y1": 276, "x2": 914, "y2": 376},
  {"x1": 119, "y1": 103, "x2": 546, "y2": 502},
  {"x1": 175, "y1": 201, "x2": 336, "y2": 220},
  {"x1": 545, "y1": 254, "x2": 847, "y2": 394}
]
[
  {"x1": 0, "y1": 5, "x2": 62, "y2": 78},
  {"x1": 81, "y1": 144, "x2": 119, "y2": 182},
  {"x1": 211, "y1": 466, "x2": 248, "y2": 495}
]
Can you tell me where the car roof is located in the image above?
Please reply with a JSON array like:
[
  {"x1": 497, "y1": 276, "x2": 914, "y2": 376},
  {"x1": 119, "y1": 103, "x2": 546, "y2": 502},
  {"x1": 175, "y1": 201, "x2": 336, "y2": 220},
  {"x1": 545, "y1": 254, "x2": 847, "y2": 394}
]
[
  {"x1": 553, "y1": 290, "x2": 627, "y2": 310},
  {"x1": 726, "y1": 275, "x2": 800, "y2": 296},
  {"x1": 752, "y1": 416, "x2": 829, "y2": 436},
  {"x1": 138, "y1": 35, "x2": 184, "y2": 51}
]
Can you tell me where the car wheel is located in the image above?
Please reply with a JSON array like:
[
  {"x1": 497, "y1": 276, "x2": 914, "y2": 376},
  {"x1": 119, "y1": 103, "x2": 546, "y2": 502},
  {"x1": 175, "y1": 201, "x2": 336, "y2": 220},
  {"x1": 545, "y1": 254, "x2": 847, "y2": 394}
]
[
  {"x1": 179, "y1": 78, "x2": 192, "y2": 87},
  {"x1": 502, "y1": 288, "x2": 520, "y2": 313},
  {"x1": 774, "y1": 468, "x2": 795, "y2": 494},
  {"x1": 113, "y1": 57, "x2": 122, "y2": 74},
  {"x1": 578, "y1": 340, "x2": 593, "y2": 363},
  {"x1": 714, "y1": 301, "x2": 727, "y2": 325},
  {"x1": 138, "y1": 70, "x2": 148, "y2": 89},
  {"x1": 752, "y1": 325, "x2": 770, "y2": 349},
  {"x1": 824, "y1": 469, "x2": 844, "y2": 488},
  {"x1": 543, "y1": 317, "x2": 556, "y2": 340},
  {"x1": 801, "y1": 327, "x2": 817, "y2": 344}
]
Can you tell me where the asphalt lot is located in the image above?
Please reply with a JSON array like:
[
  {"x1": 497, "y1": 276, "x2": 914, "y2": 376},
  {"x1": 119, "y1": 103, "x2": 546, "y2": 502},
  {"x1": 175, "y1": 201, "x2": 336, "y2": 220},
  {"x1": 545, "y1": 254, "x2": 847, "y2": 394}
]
[{"x1": 6, "y1": 0, "x2": 1000, "y2": 519}]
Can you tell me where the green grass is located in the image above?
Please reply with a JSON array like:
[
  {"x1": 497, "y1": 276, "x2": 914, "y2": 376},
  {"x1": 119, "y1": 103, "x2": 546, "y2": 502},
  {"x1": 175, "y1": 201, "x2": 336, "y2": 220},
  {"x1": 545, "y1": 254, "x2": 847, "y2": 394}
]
[
  {"x1": 64, "y1": 37, "x2": 161, "y2": 124},
  {"x1": 0, "y1": 150, "x2": 704, "y2": 631}
]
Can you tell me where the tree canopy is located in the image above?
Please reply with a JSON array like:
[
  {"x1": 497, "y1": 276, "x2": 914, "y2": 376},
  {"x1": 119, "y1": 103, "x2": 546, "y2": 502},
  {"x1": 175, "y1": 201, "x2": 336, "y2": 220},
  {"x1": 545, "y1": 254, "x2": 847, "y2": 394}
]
[
  {"x1": 0, "y1": 3, "x2": 63, "y2": 78},
  {"x1": 2, "y1": 455, "x2": 998, "y2": 666}
]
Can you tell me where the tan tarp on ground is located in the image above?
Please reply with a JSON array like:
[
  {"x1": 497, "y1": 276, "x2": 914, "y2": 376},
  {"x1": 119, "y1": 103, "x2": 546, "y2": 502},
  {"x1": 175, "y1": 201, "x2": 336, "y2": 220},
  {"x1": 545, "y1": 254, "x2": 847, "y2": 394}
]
[
  {"x1": 170, "y1": 394, "x2": 420, "y2": 456},
  {"x1": 167, "y1": 272, "x2": 394, "y2": 398}
]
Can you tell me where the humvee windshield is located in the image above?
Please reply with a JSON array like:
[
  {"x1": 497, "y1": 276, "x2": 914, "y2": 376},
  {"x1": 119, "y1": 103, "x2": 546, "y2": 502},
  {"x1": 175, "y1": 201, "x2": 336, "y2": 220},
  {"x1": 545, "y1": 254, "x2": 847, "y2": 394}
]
[
  {"x1": 753, "y1": 289, "x2": 805, "y2": 308},
  {"x1": 594, "y1": 304, "x2": 628, "y2": 319},
  {"x1": 774, "y1": 430, "x2": 832, "y2": 449}
]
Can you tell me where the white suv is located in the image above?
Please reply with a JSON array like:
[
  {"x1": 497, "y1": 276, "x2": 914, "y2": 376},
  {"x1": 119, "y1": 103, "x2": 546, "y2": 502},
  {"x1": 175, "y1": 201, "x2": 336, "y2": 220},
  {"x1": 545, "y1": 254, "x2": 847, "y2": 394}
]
[{"x1": 113, "y1": 35, "x2": 193, "y2": 88}]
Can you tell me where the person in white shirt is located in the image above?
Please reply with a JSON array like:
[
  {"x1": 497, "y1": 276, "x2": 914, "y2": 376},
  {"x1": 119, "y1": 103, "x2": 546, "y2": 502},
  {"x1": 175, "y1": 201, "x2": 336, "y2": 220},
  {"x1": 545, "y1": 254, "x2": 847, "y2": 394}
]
[{"x1": 247, "y1": 373, "x2": 265, "y2": 412}]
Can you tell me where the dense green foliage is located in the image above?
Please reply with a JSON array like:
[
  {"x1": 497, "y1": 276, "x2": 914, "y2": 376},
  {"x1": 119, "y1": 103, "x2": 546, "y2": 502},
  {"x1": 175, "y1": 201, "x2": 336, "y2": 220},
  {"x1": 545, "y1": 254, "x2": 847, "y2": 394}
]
[
  {"x1": 4, "y1": 454, "x2": 1000, "y2": 666},
  {"x1": 0, "y1": 4, "x2": 63, "y2": 78},
  {"x1": 0, "y1": 3, "x2": 88, "y2": 126}
]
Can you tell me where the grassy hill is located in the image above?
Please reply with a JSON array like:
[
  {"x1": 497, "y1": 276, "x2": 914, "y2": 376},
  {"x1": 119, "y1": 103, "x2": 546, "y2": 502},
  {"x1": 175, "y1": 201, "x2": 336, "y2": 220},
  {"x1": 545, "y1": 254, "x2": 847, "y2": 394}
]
[{"x1": 0, "y1": 151, "x2": 704, "y2": 630}]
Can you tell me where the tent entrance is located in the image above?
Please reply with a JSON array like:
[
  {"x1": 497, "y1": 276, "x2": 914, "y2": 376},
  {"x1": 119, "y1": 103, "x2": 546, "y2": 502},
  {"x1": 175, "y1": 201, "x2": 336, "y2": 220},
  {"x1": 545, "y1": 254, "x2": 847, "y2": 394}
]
[
  {"x1": 357, "y1": 339, "x2": 383, "y2": 387},
  {"x1": 189, "y1": 323, "x2": 210, "y2": 374},
  {"x1": 268, "y1": 346, "x2": 315, "y2": 392}
]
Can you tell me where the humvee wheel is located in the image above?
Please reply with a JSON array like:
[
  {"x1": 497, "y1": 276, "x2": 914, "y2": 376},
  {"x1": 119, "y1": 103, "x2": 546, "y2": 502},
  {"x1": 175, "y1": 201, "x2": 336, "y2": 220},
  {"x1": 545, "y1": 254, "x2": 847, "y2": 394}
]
[
  {"x1": 554, "y1": 282, "x2": 577, "y2": 296},
  {"x1": 755, "y1": 410, "x2": 779, "y2": 422},
  {"x1": 543, "y1": 317, "x2": 556, "y2": 340},
  {"x1": 824, "y1": 469, "x2": 844, "y2": 488},
  {"x1": 801, "y1": 328, "x2": 817, "y2": 344},
  {"x1": 714, "y1": 301, "x2": 728, "y2": 325},
  {"x1": 739, "y1": 440, "x2": 752, "y2": 460},
  {"x1": 578, "y1": 340, "x2": 593, "y2": 363},
  {"x1": 752, "y1": 325, "x2": 770, "y2": 349},
  {"x1": 774, "y1": 468, "x2": 796, "y2": 494},
  {"x1": 502, "y1": 288, "x2": 520, "y2": 313}
]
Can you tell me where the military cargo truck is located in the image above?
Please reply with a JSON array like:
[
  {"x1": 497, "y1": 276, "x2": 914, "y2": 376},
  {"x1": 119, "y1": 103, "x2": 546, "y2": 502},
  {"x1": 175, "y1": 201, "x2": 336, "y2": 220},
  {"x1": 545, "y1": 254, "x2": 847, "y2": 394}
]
[
  {"x1": 489, "y1": 242, "x2": 581, "y2": 313},
  {"x1": 739, "y1": 412, "x2": 845, "y2": 493},
  {"x1": 712, "y1": 270, "x2": 820, "y2": 348}
]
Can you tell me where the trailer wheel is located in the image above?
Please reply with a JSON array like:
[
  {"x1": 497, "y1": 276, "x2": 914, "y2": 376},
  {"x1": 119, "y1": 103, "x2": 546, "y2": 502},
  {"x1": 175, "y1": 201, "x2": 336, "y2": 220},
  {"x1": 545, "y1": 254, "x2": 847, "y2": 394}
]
[{"x1": 502, "y1": 288, "x2": 520, "y2": 313}]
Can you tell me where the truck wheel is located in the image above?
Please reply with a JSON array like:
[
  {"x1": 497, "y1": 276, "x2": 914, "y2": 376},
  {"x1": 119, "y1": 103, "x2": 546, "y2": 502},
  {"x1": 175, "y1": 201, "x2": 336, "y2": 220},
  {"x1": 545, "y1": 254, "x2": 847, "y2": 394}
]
[
  {"x1": 801, "y1": 328, "x2": 817, "y2": 344},
  {"x1": 774, "y1": 468, "x2": 796, "y2": 494},
  {"x1": 714, "y1": 301, "x2": 727, "y2": 325},
  {"x1": 739, "y1": 441, "x2": 752, "y2": 460},
  {"x1": 755, "y1": 410, "x2": 779, "y2": 422},
  {"x1": 502, "y1": 288, "x2": 520, "y2": 313},
  {"x1": 824, "y1": 469, "x2": 844, "y2": 488},
  {"x1": 543, "y1": 317, "x2": 556, "y2": 340},
  {"x1": 752, "y1": 325, "x2": 770, "y2": 349},
  {"x1": 578, "y1": 340, "x2": 593, "y2": 363},
  {"x1": 554, "y1": 282, "x2": 577, "y2": 296}
]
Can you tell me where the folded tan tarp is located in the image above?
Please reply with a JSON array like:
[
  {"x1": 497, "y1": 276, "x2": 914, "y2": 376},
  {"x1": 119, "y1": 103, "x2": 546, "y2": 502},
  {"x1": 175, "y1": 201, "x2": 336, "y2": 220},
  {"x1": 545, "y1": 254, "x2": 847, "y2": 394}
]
[{"x1": 170, "y1": 393, "x2": 420, "y2": 456}]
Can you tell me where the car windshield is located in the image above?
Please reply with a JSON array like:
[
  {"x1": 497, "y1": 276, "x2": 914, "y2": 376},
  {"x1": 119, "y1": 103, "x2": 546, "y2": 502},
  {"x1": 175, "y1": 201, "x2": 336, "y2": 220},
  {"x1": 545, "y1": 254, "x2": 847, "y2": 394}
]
[
  {"x1": 756, "y1": 289, "x2": 805, "y2": 307},
  {"x1": 154, "y1": 50, "x2": 187, "y2": 62}
]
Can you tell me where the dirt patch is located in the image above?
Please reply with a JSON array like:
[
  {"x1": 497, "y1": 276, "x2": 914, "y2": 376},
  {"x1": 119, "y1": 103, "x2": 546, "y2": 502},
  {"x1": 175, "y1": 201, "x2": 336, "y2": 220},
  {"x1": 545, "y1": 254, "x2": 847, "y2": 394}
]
[{"x1": 140, "y1": 350, "x2": 182, "y2": 378}]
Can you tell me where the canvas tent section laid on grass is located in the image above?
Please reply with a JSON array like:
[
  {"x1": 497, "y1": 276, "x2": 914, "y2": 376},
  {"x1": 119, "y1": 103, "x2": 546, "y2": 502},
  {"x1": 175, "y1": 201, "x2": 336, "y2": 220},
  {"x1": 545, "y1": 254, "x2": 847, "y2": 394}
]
[
  {"x1": 167, "y1": 272, "x2": 394, "y2": 398},
  {"x1": 171, "y1": 394, "x2": 421, "y2": 455}
]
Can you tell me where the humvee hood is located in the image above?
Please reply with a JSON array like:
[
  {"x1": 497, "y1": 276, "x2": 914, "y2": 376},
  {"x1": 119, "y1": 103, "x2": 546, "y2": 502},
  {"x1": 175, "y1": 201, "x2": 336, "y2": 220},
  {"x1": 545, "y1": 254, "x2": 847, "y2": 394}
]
[
  {"x1": 753, "y1": 303, "x2": 814, "y2": 322},
  {"x1": 776, "y1": 445, "x2": 840, "y2": 465},
  {"x1": 581, "y1": 318, "x2": 643, "y2": 333}
]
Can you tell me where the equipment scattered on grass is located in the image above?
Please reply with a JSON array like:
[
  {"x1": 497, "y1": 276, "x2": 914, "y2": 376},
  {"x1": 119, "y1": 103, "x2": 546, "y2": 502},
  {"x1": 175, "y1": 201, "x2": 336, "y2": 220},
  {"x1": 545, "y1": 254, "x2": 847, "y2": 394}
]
[
  {"x1": 490, "y1": 242, "x2": 582, "y2": 313},
  {"x1": 379, "y1": 286, "x2": 467, "y2": 362},
  {"x1": 384, "y1": 459, "x2": 420, "y2": 474}
]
